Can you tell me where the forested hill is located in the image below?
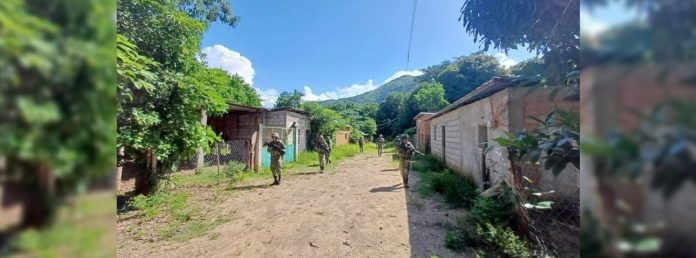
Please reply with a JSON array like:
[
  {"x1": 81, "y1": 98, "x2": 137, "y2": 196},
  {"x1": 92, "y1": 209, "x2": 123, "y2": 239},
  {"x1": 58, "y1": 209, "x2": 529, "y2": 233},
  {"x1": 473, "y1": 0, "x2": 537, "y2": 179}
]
[{"x1": 318, "y1": 75, "x2": 418, "y2": 106}]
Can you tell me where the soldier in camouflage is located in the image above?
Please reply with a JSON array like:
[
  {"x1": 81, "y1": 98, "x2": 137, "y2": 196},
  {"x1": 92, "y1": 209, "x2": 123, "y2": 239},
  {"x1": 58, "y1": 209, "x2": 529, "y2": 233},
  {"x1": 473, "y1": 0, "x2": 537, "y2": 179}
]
[
  {"x1": 316, "y1": 135, "x2": 330, "y2": 173},
  {"x1": 268, "y1": 133, "x2": 286, "y2": 185},
  {"x1": 376, "y1": 134, "x2": 385, "y2": 157},
  {"x1": 326, "y1": 134, "x2": 333, "y2": 164},
  {"x1": 397, "y1": 134, "x2": 415, "y2": 189}
]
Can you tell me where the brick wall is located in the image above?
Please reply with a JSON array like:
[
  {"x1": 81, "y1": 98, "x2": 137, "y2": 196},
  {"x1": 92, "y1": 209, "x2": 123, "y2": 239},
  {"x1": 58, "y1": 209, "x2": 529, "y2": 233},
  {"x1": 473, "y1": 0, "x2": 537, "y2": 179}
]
[{"x1": 335, "y1": 128, "x2": 350, "y2": 146}]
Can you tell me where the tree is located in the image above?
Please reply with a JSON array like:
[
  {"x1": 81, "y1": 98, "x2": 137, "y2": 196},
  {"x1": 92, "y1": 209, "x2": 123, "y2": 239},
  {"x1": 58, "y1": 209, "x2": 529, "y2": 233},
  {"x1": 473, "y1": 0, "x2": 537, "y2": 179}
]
[
  {"x1": 117, "y1": 0, "x2": 251, "y2": 193},
  {"x1": 275, "y1": 90, "x2": 304, "y2": 109},
  {"x1": 436, "y1": 52, "x2": 502, "y2": 102},
  {"x1": 174, "y1": 0, "x2": 240, "y2": 27},
  {"x1": 375, "y1": 93, "x2": 406, "y2": 137},
  {"x1": 459, "y1": 0, "x2": 579, "y2": 82},
  {"x1": 509, "y1": 58, "x2": 548, "y2": 79},
  {"x1": 0, "y1": 0, "x2": 116, "y2": 226},
  {"x1": 397, "y1": 82, "x2": 450, "y2": 133},
  {"x1": 299, "y1": 102, "x2": 348, "y2": 148}
]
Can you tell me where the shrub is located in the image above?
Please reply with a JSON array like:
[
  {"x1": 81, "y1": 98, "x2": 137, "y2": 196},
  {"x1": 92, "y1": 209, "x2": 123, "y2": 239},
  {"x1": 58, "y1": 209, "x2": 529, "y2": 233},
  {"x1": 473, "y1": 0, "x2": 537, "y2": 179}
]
[
  {"x1": 411, "y1": 155, "x2": 445, "y2": 172},
  {"x1": 430, "y1": 170, "x2": 479, "y2": 208},
  {"x1": 444, "y1": 230, "x2": 468, "y2": 251},
  {"x1": 468, "y1": 187, "x2": 515, "y2": 227},
  {"x1": 223, "y1": 161, "x2": 247, "y2": 183},
  {"x1": 475, "y1": 223, "x2": 532, "y2": 258}
]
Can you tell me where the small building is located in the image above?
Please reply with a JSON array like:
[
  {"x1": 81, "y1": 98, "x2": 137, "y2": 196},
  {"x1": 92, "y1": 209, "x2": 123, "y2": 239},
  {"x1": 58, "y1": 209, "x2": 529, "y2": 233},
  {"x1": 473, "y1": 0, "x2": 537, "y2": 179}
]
[
  {"x1": 335, "y1": 126, "x2": 351, "y2": 146},
  {"x1": 413, "y1": 112, "x2": 435, "y2": 153},
  {"x1": 207, "y1": 104, "x2": 310, "y2": 171},
  {"x1": 427, "y1": 77, "x2": 578, "y2": 199}
]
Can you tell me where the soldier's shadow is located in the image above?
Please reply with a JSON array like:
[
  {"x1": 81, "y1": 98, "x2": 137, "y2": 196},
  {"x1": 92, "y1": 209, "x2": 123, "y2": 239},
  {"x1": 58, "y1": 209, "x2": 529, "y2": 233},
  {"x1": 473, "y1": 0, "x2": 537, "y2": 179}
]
[{"x1": 369, "y1": 184, "x2": 404, "y2": 193}]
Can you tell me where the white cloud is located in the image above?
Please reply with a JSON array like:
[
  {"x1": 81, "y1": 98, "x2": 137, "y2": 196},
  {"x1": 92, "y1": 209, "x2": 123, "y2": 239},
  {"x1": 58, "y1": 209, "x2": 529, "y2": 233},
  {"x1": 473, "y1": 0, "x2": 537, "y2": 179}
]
[
  {"x1": 382, "y1": 70, "x2": 424, "y2": 84},
  {"x1": 301, "y1": 79, "x2": 378, "y2": 102},
  {"x1": 336, "y1": 79, "x2": 378, "y2": 98},
  {"x1": 580, "y1": 8, "x2": 608, "y2": 36},
  {"x1": 494, "y1": 53, "x2": 518, "y2": 68},
  {"x1": 302, "y1": 86, "x2": 337, "y2": 101},
  {"x1": 255, "y1": 88, "x2": 279, "y2": 108},
  {"x1": 200, "y1": 45, "x2": 255, "y2": 85}
]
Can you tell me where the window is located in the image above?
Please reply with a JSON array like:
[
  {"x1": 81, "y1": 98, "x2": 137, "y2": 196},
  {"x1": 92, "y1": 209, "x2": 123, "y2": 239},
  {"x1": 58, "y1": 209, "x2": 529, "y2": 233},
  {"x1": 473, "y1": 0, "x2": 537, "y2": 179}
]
[
  {"x1": 478, "y1": 124, "x2": 488, "y2": 149},
  {"x1": 433, "y1": 125, "x2": 437, "y2": 140}
]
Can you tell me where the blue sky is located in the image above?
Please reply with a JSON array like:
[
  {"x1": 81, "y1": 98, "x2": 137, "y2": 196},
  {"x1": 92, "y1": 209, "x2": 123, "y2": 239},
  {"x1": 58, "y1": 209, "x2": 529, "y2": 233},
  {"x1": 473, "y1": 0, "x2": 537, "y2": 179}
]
[{"x1": 200, "y1": 0, "x2": 536, "y2": 107}]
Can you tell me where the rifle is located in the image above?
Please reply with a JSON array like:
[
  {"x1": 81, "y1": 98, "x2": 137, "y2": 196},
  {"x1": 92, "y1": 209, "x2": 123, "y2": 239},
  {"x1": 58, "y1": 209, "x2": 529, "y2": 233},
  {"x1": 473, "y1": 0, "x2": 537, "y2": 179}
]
[
  {"x1": 402, "y1": 142, "x2": 424, "y2": 156},
  {"x1": 264, "y1": 141, "x2": 286, "y2": 156}
]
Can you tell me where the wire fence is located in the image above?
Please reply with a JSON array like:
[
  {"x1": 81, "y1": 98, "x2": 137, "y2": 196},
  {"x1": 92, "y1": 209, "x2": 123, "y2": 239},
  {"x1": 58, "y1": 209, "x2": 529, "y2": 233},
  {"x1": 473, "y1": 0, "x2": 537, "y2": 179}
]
[
  {"x1": 508, "y1": 162, "x2": 580, "y2": 258},
  {"x1": 175, "y1": 139, "x2": 253, "y2": 172}
]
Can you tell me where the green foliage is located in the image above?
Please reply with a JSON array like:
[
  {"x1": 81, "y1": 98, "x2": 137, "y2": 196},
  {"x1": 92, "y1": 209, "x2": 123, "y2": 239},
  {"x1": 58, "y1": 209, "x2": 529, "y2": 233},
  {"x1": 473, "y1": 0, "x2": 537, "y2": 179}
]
[
  {"x1": 275, "y1": 90, "x2": 304, "y2": 109},
  {"x1": 0, "y1": 0, "x2": 116, "y2": 200},
  {"x1": 300, "y1": 102, "x2": 349, "y2": 147},
  {"x1": 490, "y1": 109, "x2": 580, "y2": 175},
  {"x1": 430, "y1": 170, "x2": 479, "y2": 209},
  {"x1": 330, "y1": 103, "x2": 379, "y2": 139},
  {"x1": 474, "y1": 223, "x2": 532, "y2": 258},
  {"x1": 117, "y1": 0, "x2": 259, "y2": 186},
  {"x1": 174, "y1": 0, "x2": 240, "y2": 27},
  {"x1": 445, "y1": 230, "x2": 468, "y2": 251},
  {"x1": 222, "y1": 161, "x2": 247, "y2": 183},
  {"x1": 375, "y1": 93, "x2": 406, "y2": 137},
  {"x1": 435, "y1": 53, "x2": 503, "y2": 102},
  {"x1": 509, "y1": 58, "x2": 549, "y2": 79},
  {"x1": 10, "y1": 193, "x2": 115, "y2": 258},
  {"x1": 411, "y1": 156, "x2": 479, "y2": 208},
  {"x1": 118, "y1": 0, "x2": 206, "y2": 73},
  {"x1": 130, "y1": 190, "x2": 188, "y2": 219},
  {"x1": 459, "y1": 0, "x2": 579, "y2": 81},
  {"x1": 398, "y1": 82, "x2": 450, "y2": 132},
  {"x1": 469, "y1": 191, "x2": 515, "y2": 227}
]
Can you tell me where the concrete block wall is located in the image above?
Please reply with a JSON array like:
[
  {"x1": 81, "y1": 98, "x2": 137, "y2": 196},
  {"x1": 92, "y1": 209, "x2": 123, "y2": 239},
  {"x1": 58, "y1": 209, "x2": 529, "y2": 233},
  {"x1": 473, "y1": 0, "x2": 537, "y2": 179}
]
[
  {"x1": 285, "y1": 112, "x2": 310, "y2": 153},
  {"x1": 238, "y1": 113, "x2": 259, "y2": 141}
]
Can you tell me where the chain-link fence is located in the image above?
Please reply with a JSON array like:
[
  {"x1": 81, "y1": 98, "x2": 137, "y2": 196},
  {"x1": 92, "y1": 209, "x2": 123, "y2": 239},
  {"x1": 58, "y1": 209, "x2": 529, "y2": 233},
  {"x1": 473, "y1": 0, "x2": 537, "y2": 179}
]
[
  {"x1": 507, "y1": 162, "x2": 580, "y2": 258},
  {"x1": 176, "y1": 139, "x2": 253, "y2": 172}
]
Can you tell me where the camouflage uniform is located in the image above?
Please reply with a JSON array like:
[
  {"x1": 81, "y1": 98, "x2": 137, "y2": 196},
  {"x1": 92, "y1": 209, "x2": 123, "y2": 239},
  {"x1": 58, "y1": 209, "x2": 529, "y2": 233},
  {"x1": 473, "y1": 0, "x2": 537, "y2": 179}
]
[
  {"x1": 397, "y1": 134, "x2": 414, "y2": 189},
  {"x1": 358, "y1": 137, "x2": 365, "y2": 153},
  {"x1": 376, "y1": 135, "x2": 385, "y2": 157},
  {"x1": 326, "y1": 136, "x2": 333, "y2": 164},
  {"x1": 316, "y1": 136, "x2": 330, "y2": 173},
  {"x1": 268, "y1": 133, "x2": 286, "y2": 185}
]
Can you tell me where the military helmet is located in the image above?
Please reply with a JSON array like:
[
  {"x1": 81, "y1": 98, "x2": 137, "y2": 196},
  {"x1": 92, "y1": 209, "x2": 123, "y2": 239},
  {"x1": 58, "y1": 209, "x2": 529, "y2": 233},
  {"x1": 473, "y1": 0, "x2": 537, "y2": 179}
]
[
  {"x1": 271, "y1": 133, "x2": 280, "y2": 138},
  {"x1": 401, "y1": 134, "x2": 409, "y2": 140}
]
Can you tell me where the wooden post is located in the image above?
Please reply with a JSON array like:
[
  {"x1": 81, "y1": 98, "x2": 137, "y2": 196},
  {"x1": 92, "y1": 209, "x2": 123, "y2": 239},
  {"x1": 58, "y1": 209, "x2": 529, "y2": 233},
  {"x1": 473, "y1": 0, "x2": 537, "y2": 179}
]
[
  {"x1": 216, "y1": 143, "x2": 221, "y2": 185},
  {"x1": 197, "y1": 109, "x2": 208, "y2": 168}
]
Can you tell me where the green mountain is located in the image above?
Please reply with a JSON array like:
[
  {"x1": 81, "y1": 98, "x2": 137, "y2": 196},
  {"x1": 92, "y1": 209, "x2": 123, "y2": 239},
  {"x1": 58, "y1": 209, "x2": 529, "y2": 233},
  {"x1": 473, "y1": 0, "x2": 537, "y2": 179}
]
[{"x1": 319, "y1": 75, "x2": 419, "y2": 106}]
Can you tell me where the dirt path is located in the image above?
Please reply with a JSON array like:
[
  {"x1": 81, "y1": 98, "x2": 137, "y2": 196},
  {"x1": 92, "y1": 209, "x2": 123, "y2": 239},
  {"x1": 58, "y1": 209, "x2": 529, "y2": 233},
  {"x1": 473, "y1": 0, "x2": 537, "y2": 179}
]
[{"x1": 118, "y1": 151, "x2": 466, "y2": 258}]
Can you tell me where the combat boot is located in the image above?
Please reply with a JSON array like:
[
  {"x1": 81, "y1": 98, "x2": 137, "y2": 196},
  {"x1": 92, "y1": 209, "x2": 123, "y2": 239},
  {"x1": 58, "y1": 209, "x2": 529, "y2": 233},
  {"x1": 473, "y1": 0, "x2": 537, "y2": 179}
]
[{"x1": 277, "y1": 175, "x2": 282, "y2": 185}]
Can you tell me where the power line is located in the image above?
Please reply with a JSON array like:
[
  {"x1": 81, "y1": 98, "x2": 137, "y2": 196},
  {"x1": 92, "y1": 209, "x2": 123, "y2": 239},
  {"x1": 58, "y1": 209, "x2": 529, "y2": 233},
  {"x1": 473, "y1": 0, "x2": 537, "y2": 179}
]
[{"x1": 405, "y1": 0, "x2": 418, "y2": 70}]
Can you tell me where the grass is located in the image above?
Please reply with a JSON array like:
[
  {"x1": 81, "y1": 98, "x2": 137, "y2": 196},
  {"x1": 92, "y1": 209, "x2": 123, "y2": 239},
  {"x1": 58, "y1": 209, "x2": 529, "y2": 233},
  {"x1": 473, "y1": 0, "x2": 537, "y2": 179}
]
[
  {"x1": 284, "y1": 143, "x2": 375, "y2": 170},
  {"x1": 410, "y1": 155, "x2": 479, "y2": 209},
  {"x1": 8, "y1": 192, "x2": 115, "y2": 258},
  {"x1": 409, "y1": 155, "x2": 532, "y2": 257}
]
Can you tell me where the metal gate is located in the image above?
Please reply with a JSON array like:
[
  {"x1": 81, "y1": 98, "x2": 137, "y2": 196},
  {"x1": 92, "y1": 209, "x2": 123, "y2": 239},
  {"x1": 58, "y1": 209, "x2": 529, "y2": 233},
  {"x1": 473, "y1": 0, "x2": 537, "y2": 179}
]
[{"x1": 260, "y1": 126, "x2": 296, "y2": 168}]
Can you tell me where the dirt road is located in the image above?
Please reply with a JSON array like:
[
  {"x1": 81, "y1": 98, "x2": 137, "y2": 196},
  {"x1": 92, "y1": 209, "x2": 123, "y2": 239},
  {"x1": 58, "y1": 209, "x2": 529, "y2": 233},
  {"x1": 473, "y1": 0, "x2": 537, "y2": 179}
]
[{"x1": 118, "y1": 151, "x2": 465, "y2": 258}]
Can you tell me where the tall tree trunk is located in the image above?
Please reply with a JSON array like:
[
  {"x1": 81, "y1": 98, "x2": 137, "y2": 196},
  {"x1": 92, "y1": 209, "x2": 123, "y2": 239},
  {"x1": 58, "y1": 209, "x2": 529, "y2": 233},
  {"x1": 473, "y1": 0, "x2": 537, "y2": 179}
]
[
  {"x1": 116, "y1": 147, "x2": 124, "y2": 192},
  {"x1": 135, "y1": 149, "x2": 155, "y2": 195}
]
